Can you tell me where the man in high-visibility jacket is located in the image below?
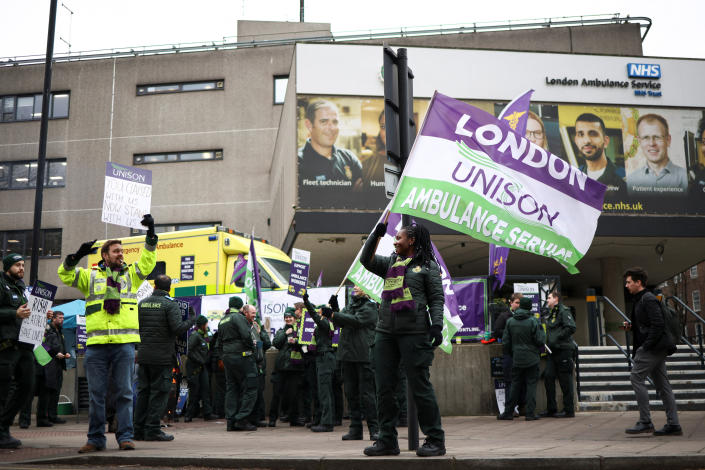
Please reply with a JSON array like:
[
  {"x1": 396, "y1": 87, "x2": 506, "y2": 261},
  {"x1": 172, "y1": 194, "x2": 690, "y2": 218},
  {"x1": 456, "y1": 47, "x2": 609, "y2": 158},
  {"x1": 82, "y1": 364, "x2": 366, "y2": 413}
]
[{"x1": 58, "y1": 214, "x2": 157, "y2": 453}]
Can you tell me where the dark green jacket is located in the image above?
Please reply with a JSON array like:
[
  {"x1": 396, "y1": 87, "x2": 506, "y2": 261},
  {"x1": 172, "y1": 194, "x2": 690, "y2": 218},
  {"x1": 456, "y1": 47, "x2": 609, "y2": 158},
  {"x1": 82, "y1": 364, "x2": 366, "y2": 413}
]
[
  {"x1": 273, "y1": 326, "x2": 304, "y2": 372},
  {"x1": 217, "y1": 312, "x2": 255, "y2": 357},
  {"x1": 545, "y1": 303, "x2": 576, "y2": 351},
  {"x1": 187, "y1": 329, "x2": 210, "y2": 374},
  {"x1": 360, "y1": 232, "x2": 444, "y2": 334},
  {"x1": 253, "y1": 321, "x2": 272, "y2": 371},
  {"x1": 137, "y1": 290, "x2": 195, "y2": 365},
  {"x1": 502, "y1": 308, "x2": 545, "y2": 368},
  {"x1": 308, "y1": 308, "x2": 334, "y2": 354},
  {"x1": 0, "y1": 272, "x2": 27, "y2": 344},
  {"x1": 333, "y1": 295, "x2": 377, "y2": 362}
]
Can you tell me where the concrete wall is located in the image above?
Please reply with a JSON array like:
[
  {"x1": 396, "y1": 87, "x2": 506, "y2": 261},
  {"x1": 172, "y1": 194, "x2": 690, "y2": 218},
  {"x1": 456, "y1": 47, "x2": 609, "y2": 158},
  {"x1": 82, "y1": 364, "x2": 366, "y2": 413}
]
[
  {"x1": 238, "y1": 20, "x2": 331, "y2": 42},
  {"x1": 59, "y1": 343, "x2": 574, "y2": 417}
]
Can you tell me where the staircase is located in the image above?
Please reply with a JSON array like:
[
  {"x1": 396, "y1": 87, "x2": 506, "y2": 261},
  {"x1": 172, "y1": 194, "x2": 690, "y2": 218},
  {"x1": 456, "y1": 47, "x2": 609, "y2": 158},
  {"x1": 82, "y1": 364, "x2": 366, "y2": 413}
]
[{"x1": 578, "y1": 345, "x2": 705, "y2": 412}]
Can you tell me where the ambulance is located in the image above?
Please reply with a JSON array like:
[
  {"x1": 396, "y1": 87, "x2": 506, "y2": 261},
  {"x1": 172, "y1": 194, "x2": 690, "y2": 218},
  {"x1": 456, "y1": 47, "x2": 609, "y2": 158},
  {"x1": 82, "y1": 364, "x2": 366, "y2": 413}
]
[{"x1": 86, "y1": 226, "x2": 292, "y2": 297}]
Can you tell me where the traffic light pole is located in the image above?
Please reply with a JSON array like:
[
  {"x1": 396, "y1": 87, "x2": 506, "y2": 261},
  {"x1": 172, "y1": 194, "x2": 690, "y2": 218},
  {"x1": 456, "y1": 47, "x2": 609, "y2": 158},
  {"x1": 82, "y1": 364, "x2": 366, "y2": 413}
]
[
  {"x1": 30, "y1": 0, "x2": 58, "y2": 285},
  {"x1": 383, "y1": 45, "x2": 419, "y2": 451}
]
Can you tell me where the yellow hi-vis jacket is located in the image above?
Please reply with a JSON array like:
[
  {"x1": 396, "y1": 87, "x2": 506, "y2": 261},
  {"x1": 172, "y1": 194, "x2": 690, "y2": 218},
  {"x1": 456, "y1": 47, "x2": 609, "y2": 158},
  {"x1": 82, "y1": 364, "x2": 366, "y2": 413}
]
[{"x1": 58, "y1": 238, "x2": 157, "y2": 346}]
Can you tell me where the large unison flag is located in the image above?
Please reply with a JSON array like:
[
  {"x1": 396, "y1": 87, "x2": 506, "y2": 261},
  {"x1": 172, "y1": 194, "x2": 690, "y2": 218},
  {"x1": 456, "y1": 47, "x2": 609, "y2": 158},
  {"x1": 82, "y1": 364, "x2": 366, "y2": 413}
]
[
  {"x1": 345, "y1": 205, "x2": 463, "y2": 353},
  {"x1": 244, "y1": 237, "x2": 262, "y2": 314},
  {"x1": 391, "y1": 92, "x2": 607, "y2": 274},
  {"x1": 489, "y1": 90, "x2": 533, "y2": 289}
]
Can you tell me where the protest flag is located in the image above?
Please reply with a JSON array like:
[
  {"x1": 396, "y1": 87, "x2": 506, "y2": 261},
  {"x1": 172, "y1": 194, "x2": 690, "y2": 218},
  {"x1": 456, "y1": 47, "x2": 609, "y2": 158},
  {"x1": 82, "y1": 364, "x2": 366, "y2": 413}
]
[
  {"x1": 390, "y1": 92, "x2": 607, "y2": 274},
  {"x1": 230, "y1": 254, "x2": 247, "y2": 285},
  {"x1": 244, "y1": 236, "x2": 262, "y2": 317},
  {"x1": 315, "y1": 271, "x2": 323, "y2": 288}
]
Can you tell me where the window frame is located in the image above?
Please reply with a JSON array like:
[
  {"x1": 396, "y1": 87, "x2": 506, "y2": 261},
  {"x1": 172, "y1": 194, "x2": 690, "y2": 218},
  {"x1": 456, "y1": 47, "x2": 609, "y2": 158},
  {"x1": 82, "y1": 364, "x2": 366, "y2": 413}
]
[
  {"x1": 690, "y1": 265, "x2": 698, "y2": 279},
  {"x1": 0, "y1": 228, "x2": 62, "y2": 259},
  {"x1": 133, "y1": 149, "x2": 223, "y2": 165},
  {"x1": 273, "y1": 75, "x2": 289, "y2": 105},
  {"x1": 0, "y1": 91, "x2": 70, "y2": 123},
  {"x1": 0, "y1": 158, "x2": 67, "y2": 190},
  {"x1": 693, "y1": 289, "x2": 701, "y2": 313},
  {"x1": 136, "y1": 79, "x2": 224, "y2": 96}
]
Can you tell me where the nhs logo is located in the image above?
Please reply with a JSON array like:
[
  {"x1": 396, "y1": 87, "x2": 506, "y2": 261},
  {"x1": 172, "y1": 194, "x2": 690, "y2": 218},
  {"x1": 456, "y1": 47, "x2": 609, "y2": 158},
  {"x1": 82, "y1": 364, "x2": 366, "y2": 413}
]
[{"x1": 627, "y1": 63, "x2": 661, "y2": 79}]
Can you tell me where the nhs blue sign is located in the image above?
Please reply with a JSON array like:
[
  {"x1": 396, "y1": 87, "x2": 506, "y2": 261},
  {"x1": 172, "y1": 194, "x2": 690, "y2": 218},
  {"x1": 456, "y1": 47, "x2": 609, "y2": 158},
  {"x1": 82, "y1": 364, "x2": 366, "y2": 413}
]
[{"x1": 627, "y1": 63, "x2": 661, "y2": 79}]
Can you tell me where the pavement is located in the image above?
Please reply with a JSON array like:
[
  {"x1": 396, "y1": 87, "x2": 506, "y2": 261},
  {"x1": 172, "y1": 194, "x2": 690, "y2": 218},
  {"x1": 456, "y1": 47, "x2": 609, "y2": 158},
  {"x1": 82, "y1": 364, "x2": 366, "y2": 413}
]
[{"x1": 1, "y1": 411, "x2": 705, "y2": 470}]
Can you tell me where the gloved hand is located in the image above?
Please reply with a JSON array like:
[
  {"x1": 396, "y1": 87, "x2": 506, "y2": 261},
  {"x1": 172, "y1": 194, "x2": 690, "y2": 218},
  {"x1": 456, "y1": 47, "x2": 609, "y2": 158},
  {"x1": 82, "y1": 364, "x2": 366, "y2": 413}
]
[
  {"x1": 328, "y1": 294, "x2": 339, "y2": 312},
  {"x1": 373, "y1": 222, "x2": 387, "y2": 238},
  {"x1": 66, "y1": 239, "x2": 97, "y2": 266},
  {"x1": 141, "y1": 214, "x2": 155, "y2": 237},
  {"x1": 302, "y1": 293, "x2": 316, "y2": 314},
  {"x1": 429, "y1": 325, "x2": 443, "y2": 348}
]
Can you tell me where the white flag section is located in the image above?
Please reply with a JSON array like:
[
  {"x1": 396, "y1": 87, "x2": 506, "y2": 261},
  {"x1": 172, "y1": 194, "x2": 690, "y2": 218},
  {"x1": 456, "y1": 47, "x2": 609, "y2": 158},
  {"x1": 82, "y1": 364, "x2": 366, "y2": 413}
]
[
  {"x1": 102, "y1": 162, "x2": 152, "y2": 230},
  {"x1": 345, "y1": 204, "x2": 462, "y2": 354},
  {"x1": 391, "y1": 92, "x2": 607, "y2": 274}
]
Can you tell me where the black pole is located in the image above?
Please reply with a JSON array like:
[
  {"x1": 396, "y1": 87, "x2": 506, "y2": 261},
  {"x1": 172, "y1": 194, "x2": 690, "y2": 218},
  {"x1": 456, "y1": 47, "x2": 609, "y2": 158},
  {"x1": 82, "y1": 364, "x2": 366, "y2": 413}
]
[
  {"x1": 396, "y1": 48, "x2": 420, "y2": 451},
  {"x1": 30, "y1": 0, "x2": 58, "y2": 285},
  {"x1": 299, "y1": 0, "x2": 304, "y2": 22}
]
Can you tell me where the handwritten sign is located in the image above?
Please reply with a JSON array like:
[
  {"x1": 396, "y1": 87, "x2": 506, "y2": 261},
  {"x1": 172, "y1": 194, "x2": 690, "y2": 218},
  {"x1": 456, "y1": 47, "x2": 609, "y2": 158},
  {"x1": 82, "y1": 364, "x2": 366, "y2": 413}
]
[
  {"x1": 288, "y1": 248, "x2": 310, "y2": 298},
  {"x1": 19, "y1": 281, "x2": 57, "y2": 346},
  {"x1": 101, "y1": 162, "x2": 152, "y2": 229},
  {"x1": 136, "y1": 280, "x2": 154, "y2": 303}
]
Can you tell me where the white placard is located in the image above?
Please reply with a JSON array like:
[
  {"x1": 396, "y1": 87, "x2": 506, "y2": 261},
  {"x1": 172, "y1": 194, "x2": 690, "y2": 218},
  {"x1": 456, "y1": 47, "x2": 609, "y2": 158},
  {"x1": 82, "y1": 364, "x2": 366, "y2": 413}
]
[
  {"x1": 101, "y1": 162, "x2": 152, "y2": 229},
  {"x1": 136, "y1": 280, "x2": 154, "y2": 302},
  {"x1": 19, "y1": 281, "x2": 57, "y2": 346}
]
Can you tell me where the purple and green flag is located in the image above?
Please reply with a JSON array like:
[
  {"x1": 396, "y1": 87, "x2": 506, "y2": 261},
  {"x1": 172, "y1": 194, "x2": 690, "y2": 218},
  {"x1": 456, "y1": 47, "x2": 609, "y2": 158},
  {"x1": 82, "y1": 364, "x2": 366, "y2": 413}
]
[
  {"x1": 244, "y1": 237, "x2": 262, "y2": 316},
  {"x1": 230, "y1": 254, "x2": 247, "y2": 285}
]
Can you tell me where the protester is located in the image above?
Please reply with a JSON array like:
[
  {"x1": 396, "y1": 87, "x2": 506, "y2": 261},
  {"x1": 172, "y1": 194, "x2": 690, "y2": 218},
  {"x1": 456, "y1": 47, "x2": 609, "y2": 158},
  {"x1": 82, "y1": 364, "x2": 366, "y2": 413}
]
[
  {"x1": 540, "y1": 290, "x2": 577, "y2": 418},
  {"x1": 360, "y1": 221, "x2": 446, "y2": 457},
  {"x1": 248, "y1": 311, "x2": 271, "y2": 427},
  {"x1": 623, "y1": 267, "x2": 682, "y2": 436},
  {"x1": 58, "y1": 214, "x2": 157, "y2": 453},
  {"x1": 134, "y1": 274, "x2": 195, "y2": 441},
  {"x1": 497, "y1": 297, "x2": 545, "y2": 421},
  {"x1": 302, "y1": 295, "x2": 336, "y2": 432},
  {"x1": 493, "y1": 293, "x2": 523, "y2": 416},
  {"x1": 296, "y1": 301, "x2": 318, "y2": 427},
  {"x1": 42, "y1": 310, "x2": 71, "y2": 425},
  {"x1": 272, "y1": 309, "x2": 305, "y2": 427},
  {"x1": 184, "y1": 316, "x2": 214, "y2": 423},
  {"x1": 217, "y1": 304, "x2": 258, "y2": 431},
  {"x1": 330, "y1": 285, "x2": 379, "y2": 441}
]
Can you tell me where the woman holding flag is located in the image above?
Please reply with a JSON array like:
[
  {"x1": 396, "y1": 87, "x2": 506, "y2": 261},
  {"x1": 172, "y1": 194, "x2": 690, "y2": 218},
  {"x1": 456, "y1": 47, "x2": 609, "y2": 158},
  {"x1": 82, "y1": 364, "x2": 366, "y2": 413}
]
[{"x1": 356, "y1": 219, "x2": 446, "y2": 457}]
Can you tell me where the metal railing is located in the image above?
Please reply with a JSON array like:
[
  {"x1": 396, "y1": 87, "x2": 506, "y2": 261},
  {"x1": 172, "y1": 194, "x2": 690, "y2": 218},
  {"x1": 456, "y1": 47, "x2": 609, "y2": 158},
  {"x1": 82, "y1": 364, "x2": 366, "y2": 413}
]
[
  {"x1": 667, "y1": 295, "x2": 705, "y2": 368},
  {"x1": 598, "y1": 295, "x2": 633, "y2": 368},
  {"x1": 0, "y1": 13, "x2": 652, "y2": 67}
]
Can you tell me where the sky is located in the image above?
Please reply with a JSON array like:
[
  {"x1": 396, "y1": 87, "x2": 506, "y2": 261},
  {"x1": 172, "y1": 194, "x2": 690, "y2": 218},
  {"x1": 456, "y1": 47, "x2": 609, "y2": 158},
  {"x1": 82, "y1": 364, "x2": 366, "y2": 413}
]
[{"x1": 0, "y1": 0, "x2": 703, "y2": 60}]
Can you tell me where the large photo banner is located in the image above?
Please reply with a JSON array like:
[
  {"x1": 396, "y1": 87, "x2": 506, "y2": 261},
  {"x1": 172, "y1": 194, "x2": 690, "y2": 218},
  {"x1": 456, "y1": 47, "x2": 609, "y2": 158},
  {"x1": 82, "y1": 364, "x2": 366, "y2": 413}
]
[
  {"x1": 391, "y1": 92, "x2": 607, "y2": 274},
  {"x1": 298, "y1": 94, "x2": 705, "y2": 215}
]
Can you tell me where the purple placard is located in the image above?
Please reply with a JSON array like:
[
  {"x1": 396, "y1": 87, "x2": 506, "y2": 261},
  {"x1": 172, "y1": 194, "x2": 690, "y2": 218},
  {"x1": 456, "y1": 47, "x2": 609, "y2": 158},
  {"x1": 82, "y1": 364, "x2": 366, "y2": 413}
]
[
  {"x1": 176, "y1": 296, "x2": 202, "y2": 354},
  {"x1": 105, "y1": 162, "x2": 152, "y2": 185},
  {"x1": 452, "y1": 279, "x2": 487, "y2": 338},
  {"x1": 298, "y1": 313, "x2": 316, "y2": 344},
  {"x1": 288, "y1": 261, "x2": 310, "y2": 298},
  {"x1": 31, "y1": 280, "x2": 57, "y2": 301},
  {"x1": 419, "y1": 92, "x2": 606, "y2": 211},
  {"x1": 76, "y1": 321, "x2": 87, "y2": 354}
]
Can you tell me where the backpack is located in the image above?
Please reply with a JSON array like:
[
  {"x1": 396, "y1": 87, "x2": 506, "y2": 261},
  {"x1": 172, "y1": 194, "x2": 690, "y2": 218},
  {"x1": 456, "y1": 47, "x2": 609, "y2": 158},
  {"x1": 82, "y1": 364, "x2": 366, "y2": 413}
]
[{"x1": 658, "y1": 297, "x2": 682, "y2": 349}]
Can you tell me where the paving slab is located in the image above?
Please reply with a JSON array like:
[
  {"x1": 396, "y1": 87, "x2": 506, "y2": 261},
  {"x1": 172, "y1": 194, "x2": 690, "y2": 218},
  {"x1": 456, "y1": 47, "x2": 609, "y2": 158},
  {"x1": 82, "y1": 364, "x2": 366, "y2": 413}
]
[{"x1": 1, "y1": 411, "x2": 704, "y2": 470}]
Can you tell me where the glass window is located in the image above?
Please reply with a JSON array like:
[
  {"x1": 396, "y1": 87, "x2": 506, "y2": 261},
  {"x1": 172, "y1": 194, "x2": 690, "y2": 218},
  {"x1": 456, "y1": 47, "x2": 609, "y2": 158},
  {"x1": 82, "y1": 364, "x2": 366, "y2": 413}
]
[
  {"x1": 0, "y1": 163, "x2": 8, "y2": 189},
  {"x1": 134, "y1": 150, "x2": 222, "y2": 165},
  {"x1": 690, "y1": 265, "x2": 698, "y2": 279},
  {"x1": 274, "y1": 76, "x2": 288, "y2": 105},
  {"x1": 33, "y1": 94, "x2": 43, "y2": 119},
  {"x1": 47, "y1": 160, "x2": 67, "y2": 187},
  {"x1": 0, "y1": 229, "x2": 61, "y2": 258},
  {"x1": 16, "y1": 96, "x2": 34, "y2": 121},
  {"x1": 42, "y1": 229, "x2": 62, "y2": 256},
  {"x1": 51, "y1": 93, "x2": 69, "y2": 118},
  {"x1": 2, "y1": 96, "x2": 15, "y2": 121},
  {"x1": 693, "y1": 290, "x2": 701, "y2": 313},
  {"x1": 11, "y1": 163, "x2": 31, "y2": 188},
  {"x1": 137, "y1": 80, "x2": 224, "y2": 96}
]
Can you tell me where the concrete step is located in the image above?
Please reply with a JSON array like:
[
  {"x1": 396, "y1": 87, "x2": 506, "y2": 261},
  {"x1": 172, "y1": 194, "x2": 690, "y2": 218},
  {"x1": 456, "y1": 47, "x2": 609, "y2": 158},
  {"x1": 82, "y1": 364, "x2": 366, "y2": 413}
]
[
  {"x1": 580, "y1": 378, "x2": 705, "y2": 391},
  {"x1": 578, "y1": 361, "x2": 705, "y2": 373},
  {"x1": 579, "y1": 369, "x2": 705, "y2": 380},
  {"x1": 579, "y1": 352, "x2": 701, "y2": 362},
  {"x1": 580, "y1": 389, "x2": 705, "y2": 402},
  {"x1": 578, "y1": 345, "x2": 696, "y2": 355},
  {"x1": 578, "y1": 398, "x2": 705, "y2": 412}
]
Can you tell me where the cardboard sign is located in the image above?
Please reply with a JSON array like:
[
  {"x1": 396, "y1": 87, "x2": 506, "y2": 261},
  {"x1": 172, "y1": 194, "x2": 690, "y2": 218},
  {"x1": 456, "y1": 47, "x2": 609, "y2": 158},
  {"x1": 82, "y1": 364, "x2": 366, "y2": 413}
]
[
  {"x1": 136, "y1": 280, "x2": 154, "y2": 303},
  {"x1": 101, "y1": 162, "x2": 152, "y2": 229},
  {"x1": 288, "y1": 248, "x2": 310, "y2": 298},
  {"x1": 19, "y1": 281, "x2": 57, "y2": 346}
]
